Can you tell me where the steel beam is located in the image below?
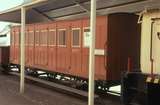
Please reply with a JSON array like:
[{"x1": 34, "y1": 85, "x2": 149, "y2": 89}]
[
  {"x1": 88, "y1": 0, "x2": 96, "y2": 105},
  {"x1": 72, "y1": 0, "x2": 90, "y2": 13}
]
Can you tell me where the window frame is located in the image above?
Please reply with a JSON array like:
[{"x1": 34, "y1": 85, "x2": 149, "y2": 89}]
[
  {"x1": 40, "y1": 29, "x2": 48, "y2": 46},
  {"x1": 11, "y1": 31, "x2": 15, "y2": 46},
  {"x1": 28, "y1": 30, "x2": 34, "y2": 46},
  {"x1": 15, "y1": 31, "x2": 20, "y2": 46},
  {"x1": 83, "y1": 27, "x2": 90, "y2": 48},
  {"x1": 71, "y1": 28, "x2": 81, "y2": 48},
  {"x1": 25, "y1": 30, "x2": 29, "y2": 46},
  {"x1": 48, "y1": 29, "x2": 56, "y2": 46},
  {"x1": 58, "y1": 29, "x2": 67, "y2": 47},
  {"x1": 35, "y1": 30, "x2": 40, "y2": 46}
]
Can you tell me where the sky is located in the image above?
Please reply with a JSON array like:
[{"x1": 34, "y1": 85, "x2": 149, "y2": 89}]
[{"x1": 0, "y1": 0, "x2": 24, "y2": 31}]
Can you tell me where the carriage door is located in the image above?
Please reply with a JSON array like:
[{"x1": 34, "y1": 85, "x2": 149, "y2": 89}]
[
  {"x1": 152, "y1": 19, "x2": 160, "y2": 74},
  {"x1": 48, "y1": 23, "x2": 57, "y2": 71},
  {"x1": 57, "y1": 22, "x2": 70, "y2": 74},
  {"x1": 10, "y1": 28, "x2": 15, "y2": 63},
  {"x1": 34, "y1": 25, "x2": 40, "y2": 66},
  {"x1": 25, "y1": 27, "x2": 29, "y2": 65},
  {"x1": 28, "y1": 25, "x2": 34, "y2": 66},
  {"x1": 39, "y1": 24, "x2": 48, "y2": 67},
  {"x1": 70, "y1": 20, "x2": 82, "y2": 76},
  {"x1": 14, "y1": 27, "x2": 20, "y2": 64}
]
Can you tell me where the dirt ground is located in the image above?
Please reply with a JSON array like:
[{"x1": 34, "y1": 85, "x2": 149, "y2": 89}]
[{"x1": 0, "y1": 71, "x2": 121, "y2": 105}]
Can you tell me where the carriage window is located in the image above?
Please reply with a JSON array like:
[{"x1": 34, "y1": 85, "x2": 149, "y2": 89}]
[
  {"x1": 28, "y1": 31, "x2": 34, "y2": 45},
  {"x1": 72, "y1": 29, "x2": 80, "y2": 47},
  {"x1": 83, "y1": 28, "x2": 91, "y2": 47},
  {"x1": 15, "y1": 32, "x2": 19, "y2": 46},
  {"x1": 40, "y1": 30, "x2": 48, "y2": 45},
  {"x1": 48, "y1": 30, "x2": 56, "y2": 45},
  {"x1": 11, "y1": 31, "x2": 14, "y2": 45},
  {"x1": 58, "y1": 29, "x2": 66, "y2": 46},
  {"x1": 35, "y1": 30, "x2": 40, "y2": 45}
]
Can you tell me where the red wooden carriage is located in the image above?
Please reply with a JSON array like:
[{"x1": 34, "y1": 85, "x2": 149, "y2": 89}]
[{"x1": 10, "y1": 13, "x2": 140, "y2": 86}]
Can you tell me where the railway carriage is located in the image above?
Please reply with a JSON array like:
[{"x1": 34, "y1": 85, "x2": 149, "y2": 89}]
[{"x1": 9, "y1": 13, "x2": 141, "y2": 90}]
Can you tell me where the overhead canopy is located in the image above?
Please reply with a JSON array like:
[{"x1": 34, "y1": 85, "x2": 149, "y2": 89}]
[{"x1": 0, "y1": 0, "x2": 160, "y2": 24}]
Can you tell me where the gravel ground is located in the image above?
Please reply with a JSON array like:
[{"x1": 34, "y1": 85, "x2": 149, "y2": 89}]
[{"x1": 0, "y1": 71, "x2": 121, "y2": 105}]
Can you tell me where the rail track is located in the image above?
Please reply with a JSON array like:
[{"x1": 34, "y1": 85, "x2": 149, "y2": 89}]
[{"x1": 7, "y1": 70, "x2": 121, "y2": 105}]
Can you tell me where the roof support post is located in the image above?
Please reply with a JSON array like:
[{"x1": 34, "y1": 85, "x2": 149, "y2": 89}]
[
  {"x1": 20, "y1": 6, "x2": 26, "y2": 94},
  {"x1": 88, "y1": 0, "x2": 96, "y2": 105}
]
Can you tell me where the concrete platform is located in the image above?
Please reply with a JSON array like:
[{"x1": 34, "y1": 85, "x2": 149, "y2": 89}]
[{"x1": 0, "y1": 71, "x2": 121, "y2": 105}]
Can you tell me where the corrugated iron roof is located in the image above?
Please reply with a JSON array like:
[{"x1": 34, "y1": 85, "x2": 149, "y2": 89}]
[{"x1": 0, "y1": 0, "x2": 160, "y2": 24}]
